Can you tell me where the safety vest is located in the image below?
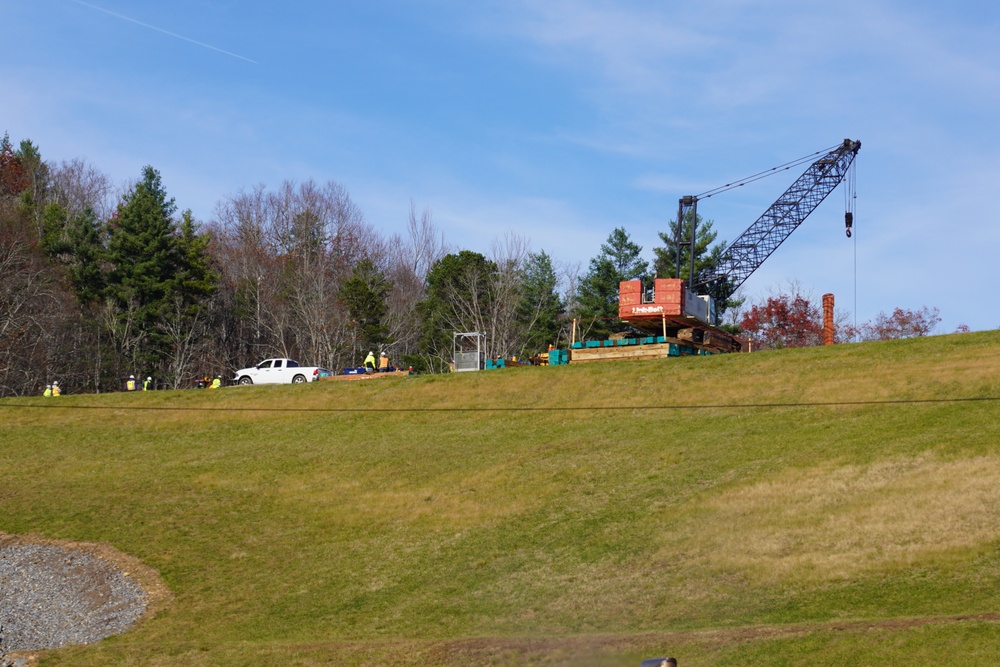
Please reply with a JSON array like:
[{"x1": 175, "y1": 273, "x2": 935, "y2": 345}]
[
  {"x1": 364, "y1": 353, "x2": 376, "y2": 368},
  {"x1": 52, "y1": 385, "x2": 61, "y2": 396},
  {"x1": 143, "y1": 378, "x2": 151, "y2": 391},
  {"x1": 44, "y1": 387, "x2": 52, "y2": 397},
  {"x1": 127, "y1": 379, "x2": 137, "y2": 391},
  {"x1": 210, "y1": 378, "x2": 221, "y2": 389}
]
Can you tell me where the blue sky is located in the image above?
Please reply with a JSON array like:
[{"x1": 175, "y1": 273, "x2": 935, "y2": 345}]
[{"x1": 5, "y1": 0, "x2": 999, "y2": 332}]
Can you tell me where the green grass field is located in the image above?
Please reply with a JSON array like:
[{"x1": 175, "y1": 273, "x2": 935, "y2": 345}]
[{"x1": 3, "y1": 331, "x2": 1000, "y2": 666}]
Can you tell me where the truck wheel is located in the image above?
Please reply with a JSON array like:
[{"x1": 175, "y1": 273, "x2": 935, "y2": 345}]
[
  {"x1": 238, "y1": 376, "x2": 253, "y2": 385},
  {"x1": 292, "y1": 374, "x2": 307, "y2": 384}
]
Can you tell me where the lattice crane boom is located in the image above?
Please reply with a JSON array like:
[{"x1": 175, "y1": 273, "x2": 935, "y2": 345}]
[{"x1": 690, "y1": 138, "x2": 861, "y2": 305}]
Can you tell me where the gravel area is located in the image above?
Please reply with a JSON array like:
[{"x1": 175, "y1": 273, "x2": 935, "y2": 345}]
[{"x1": 0, "y1": 534, "x2": 166, "y2": 664}]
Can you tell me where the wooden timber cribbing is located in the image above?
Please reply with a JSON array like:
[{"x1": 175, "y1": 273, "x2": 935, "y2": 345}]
[{"x1": 569, "y1": 340, "x2": 706, "y2": 363}]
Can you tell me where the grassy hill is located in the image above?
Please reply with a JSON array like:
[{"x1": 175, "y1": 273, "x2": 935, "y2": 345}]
[{"x1": 3, "y1": 331, "x2": 1000, "y2": 666}]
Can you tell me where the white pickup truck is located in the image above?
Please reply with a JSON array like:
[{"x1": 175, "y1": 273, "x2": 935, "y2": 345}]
[{"x1": 233, "y1": 358, "x2": 329, "y2": 385}]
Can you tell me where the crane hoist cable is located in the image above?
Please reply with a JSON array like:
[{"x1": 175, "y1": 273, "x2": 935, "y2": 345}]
[
  {"x1": 843, "y1": 151, "x2": 857, "y2": 238},
  {"x1": 843, "y1": 151, "x2": 859, "y2": 330}
]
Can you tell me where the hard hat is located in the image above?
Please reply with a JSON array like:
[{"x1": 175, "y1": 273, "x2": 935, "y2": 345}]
[
  {"x1": 380, "y1": 352, "x2": 386, "y2": 356},
  {"x1": 147, "y1": 376, "x2": 152, "y2": 381},
  {"x1": 129, "y1": 375, "x2": 134, "y2": 379},
  {"x1": 53, "y1": 381, "x2": 58, "y2": 385}
]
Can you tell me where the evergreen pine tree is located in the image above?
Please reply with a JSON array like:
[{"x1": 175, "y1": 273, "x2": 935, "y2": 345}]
[
  {"x1": 518, "y1": 250, "x2": 563, "y2": 354},
  {"x1": 575, "y1": 227, "x2": 648, "y2": 339},
  {"x1": 341, "y1": 258, "x2": 392, "y2": 355},
  {"x1": 172, "y1": 209, "x2": 218, "y2": 315},
  {"x1": 652, "y1": 209, "x2": 725, "y2": 282},
  {"x1": 652, "y1": 212, "x2": 742, "y2": 320},
  {"x1": 105, "y1": 166, "x2": 201, "y2": 372},
  {"x1": 65, "y1": 206, "x2": 107, "y2": 306}
]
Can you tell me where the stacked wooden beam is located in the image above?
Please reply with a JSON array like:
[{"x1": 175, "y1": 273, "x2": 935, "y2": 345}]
[{"x1": 569, "y1": 340, "x2": 700, "y2": 363}]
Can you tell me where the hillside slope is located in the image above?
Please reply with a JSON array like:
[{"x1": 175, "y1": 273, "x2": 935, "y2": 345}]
[{"x1": 3, "y1": 331, "x2": 1000, "y2": 666}]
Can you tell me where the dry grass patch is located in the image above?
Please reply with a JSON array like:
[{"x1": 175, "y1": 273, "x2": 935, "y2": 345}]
[
  {"x1": 668, "y1": 451, "x2": 1000, "y2": 583},
  {"x1": 275, "y1": 469, "x2": 541, "y2": 528}
]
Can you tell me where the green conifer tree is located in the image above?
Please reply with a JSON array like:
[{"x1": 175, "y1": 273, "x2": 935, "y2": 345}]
[
  {"x1": 105, "y1": 167, "x2": 216, "y2": 374},
  {"x1": 518, "y1": 250, "x2": 564, "y2": 354},
  {"x1": 575, "y1": 227, "x2": 648, "y2": 339},
  {"x1": 341, "y1": 258, "x2": 392, "y2": 356}
]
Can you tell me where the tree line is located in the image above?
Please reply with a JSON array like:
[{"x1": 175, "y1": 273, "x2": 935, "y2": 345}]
[
  {"x1": 0, "y1": 133, "x2": 949, "y2": 396},
  {"x1": 2, "y1": 134, "x2": 583, "y2": 395}
]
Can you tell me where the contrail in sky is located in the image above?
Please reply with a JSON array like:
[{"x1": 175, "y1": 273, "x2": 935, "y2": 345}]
[{"x1": 70, "y1": 0, "x2": 258, "y2": 64}]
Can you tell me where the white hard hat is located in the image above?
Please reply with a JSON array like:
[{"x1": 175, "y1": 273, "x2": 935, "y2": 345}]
[
  {"x1": 147, "y1": 376, "x2": 152, "y2": 380},
  {"x1": 129, "y1": 375, "x2": 134, "y2": 379},
  {"x1": 53, "y1": 381, "x2": 58, "y2": 385}
]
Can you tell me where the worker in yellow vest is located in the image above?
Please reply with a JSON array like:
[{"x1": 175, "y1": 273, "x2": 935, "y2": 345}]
[
  {"x1": 364, "y1": 351, "x2": 376, "y2": 373},
  {"x1": 210, "y1": 376, "x2": 222, "y2": 389},
  {"x1": 52, "y1": 381, "x2": 61, "y2": 396},
  {"x1": 43, "y1": 384, "x2": 52, "y2": 397},
  {"x1": 126, "y1": 375, "x2": 137, "y2": 391},
  {"x1": 143, "y1": 376, "x2": 152, "y2": 391}
]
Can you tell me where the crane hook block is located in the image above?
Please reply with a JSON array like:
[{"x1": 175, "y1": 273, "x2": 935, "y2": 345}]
[{"x1": 845, "y1": 211, "x2": 853, "y2": 238}]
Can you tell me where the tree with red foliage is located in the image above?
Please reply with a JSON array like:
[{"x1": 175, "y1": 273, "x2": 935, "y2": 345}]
[
  {"x1": 739, "y1": 292, "x2": 823, "y2": 350},
  {"x1": 0, "y1": 133, "x2": 29, "y2": 198},
  {"x1": 859, "y1": 306, "x2": 941, "y2": 340}
]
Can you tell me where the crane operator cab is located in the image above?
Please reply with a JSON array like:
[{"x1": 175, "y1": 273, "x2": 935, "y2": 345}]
[{"x1": 640, "y1": 658, "x2": 677, "y2": 667}]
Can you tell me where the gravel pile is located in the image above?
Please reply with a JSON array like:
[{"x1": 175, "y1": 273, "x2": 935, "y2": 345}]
[{"x1": 0, "y1": 542, "x2": 148, "y2": 655}]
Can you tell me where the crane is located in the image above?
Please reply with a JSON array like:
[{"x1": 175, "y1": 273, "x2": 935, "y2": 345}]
[
  {"x1": 685, "y1": 138, "x2": 861, "y2": 309},
  {"x1": 614, "y1": 139, "x2": 860, "y2": 352}
]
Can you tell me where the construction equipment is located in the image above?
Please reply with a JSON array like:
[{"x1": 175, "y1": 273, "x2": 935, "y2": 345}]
[
  {"x1": 617, "y1": 138, "x2": 861, "y2": 352},
  {"x1": 690, "y1": 138, "x2": 860, "y2": 306}
]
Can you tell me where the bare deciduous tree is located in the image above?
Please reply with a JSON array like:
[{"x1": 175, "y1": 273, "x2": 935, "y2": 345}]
[
  {"x1": 211, "y1": 180, "x2": 386, "y2": 373},
  {"x1": 385, "y1": 203, "x2": 448, "y2": 362},
  {"x1": 0, "y1": 229, "x2": 73, "y2": 395},
  {"x1": 485, "y1": 233, "x2": 530, "y2": 359},
  {"x1": 48, "y1": 159, "x2": 114, "y2": 222},
  {"x1": 161, "y1": 296, "x2": 209, "y2": 389}
]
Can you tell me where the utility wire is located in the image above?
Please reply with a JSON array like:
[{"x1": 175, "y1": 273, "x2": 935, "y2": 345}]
[{"x1": 1, "y1": 396, "x2": 997, "y2": 413}]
